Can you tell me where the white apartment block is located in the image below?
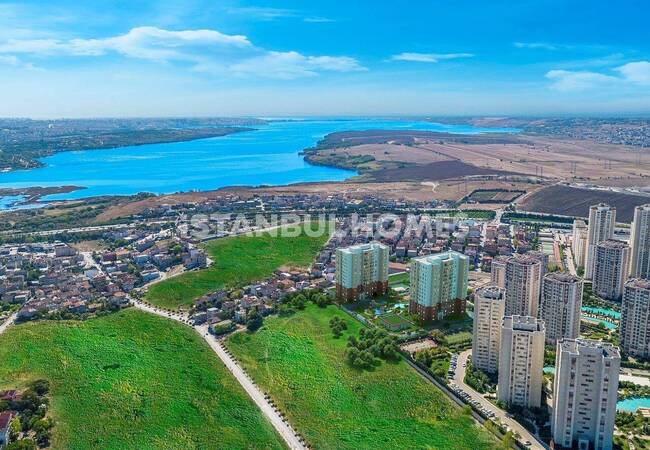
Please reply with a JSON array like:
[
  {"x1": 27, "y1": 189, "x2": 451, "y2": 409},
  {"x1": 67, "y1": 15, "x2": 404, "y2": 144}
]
[
  {"x1": 409, "y1": 251, "x2": 468, "y2": 321},
  {"x1": 620, "y1": 278, "x2": 650, "y2": 358},
  {"x1": 540, "y1": 272, "x2": 583, "y2": 345},
  {"x1": 629, "y1": 204, "x2": 650, "y2": 279},
  {"x1": 472, "y1": 285, "x2": 505, "y2": 374},
  {"x1": 552, "y1": 339, "x2": 620, "y2": 450},
  {"x1": 335, "y1": 242, "x2": 389, "y2": 301},
  {"x1": 504, "y1": 253, "x2": 542, "y2": 317},
  {"x1": 585, "y1": 204, "x2": 616, "y2": 280},
  {"x1": 593, "y1": 239, "x2": 630, "y2": 302},
  {"x1": 572, "y1": 219, "x2": 588, "y2": 270},
  {"x1": 497, "y1": 315, "x2": 545, "y2": 408}
]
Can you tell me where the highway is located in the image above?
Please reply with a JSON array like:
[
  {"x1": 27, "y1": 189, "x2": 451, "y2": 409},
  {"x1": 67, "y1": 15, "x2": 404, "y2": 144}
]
[
  {"x1": 453, "y1": 349, "x2": 546, "y2": 450},
  {"x1": 130, "y1": 299, "x2": 307, "y2": 450}
]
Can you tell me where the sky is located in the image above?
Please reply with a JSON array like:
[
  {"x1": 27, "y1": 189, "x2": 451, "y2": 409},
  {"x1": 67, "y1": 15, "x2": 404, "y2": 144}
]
[{"x1": 0, "y1": 0, "x2": 649, "y2": 118}]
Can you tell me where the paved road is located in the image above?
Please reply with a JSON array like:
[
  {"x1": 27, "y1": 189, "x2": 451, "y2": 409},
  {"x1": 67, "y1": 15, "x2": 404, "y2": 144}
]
[
  {"x1": 0, "y1": 312, "x2": 17, "y2": 335},
  {"x1": 130, "y1": 300, "x2": 306, "y2": 450},
  {"x1": 454, "y1": 350, "x2": 546, "y2": 450}
]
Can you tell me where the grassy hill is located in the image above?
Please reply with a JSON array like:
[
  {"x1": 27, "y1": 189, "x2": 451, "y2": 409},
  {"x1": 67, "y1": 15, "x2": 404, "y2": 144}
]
[
  {"x1": 0, "y1": 309, "x2": 283, "y2": 450},
  {"x1": 144, "y1": 227, "x2": 330, "y2": 310},
  {"x1": 226, "y1": 304, "x2": 496, "y2": 450}
]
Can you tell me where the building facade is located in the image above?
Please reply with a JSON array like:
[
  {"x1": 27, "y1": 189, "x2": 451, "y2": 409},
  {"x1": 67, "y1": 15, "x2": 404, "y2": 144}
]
[
  {"x1": 629, "y1": 204, "x2": 650, "y2": 279},
  {"x1": 472, "y1": 285, "x2": 505, "y2": 374},
  {"x1": 504, "y1": 254, "x2": 542, "y2": 318},
  {"x1": 497, "y1": 315, "x2": 545, "y2": 408},
  {"x1": 552, "y1": 339, "x2": 620, "y2": 450},
  {"x1": 593, "y1": 239, "x2": 630, "y2": 302},
  {"x1": 572, "y1": 219, "x2": 588, "y2": 270},
  {"x1": 620, "y1": 279, "x2": 650, "y2": 358},
  {"x1": 585, "y1": 204, "x2": 616, "y2": 280},
  {"x1": 540, "y1": 272, "x2": 583, "y2": 345},
  {"x1": 335, "y1": 242, "x2": 389, "y2": 302},
  {"x1": 490, "y1": 256, "x2": 508, "y2": 288},
  {"x1": 409, "y1": 251, "x2": 468, "y2": 321}
]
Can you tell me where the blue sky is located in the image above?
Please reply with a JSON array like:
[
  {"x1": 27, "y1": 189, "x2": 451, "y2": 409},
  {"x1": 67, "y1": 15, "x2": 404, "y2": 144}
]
[{"x1": 0, "y1": 0, "x2": 649, "y2": 117}]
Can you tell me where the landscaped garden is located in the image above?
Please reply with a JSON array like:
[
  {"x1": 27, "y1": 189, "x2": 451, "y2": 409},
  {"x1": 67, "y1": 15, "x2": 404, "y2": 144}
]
[
  {"x1": 0, "y1": 309, "x2": 283, "y2": 450},
  {"x1": 226, "y1": 303, "x2": 496, "y2": 450},
  {"x1": 144, "y1": 226, "x2": 330, "y2": 309}
]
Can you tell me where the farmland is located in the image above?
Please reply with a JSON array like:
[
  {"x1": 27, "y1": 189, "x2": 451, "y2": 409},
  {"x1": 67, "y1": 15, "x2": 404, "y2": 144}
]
[
  {"x1": 226, "y1": 303, "x2": 495, "y2": 450},
  {"x1": 0, "y1": 309, "x2": 283, "y2": 450},
  {"x1": 518, "y1": 184, "x2": 650, "y2": 222},
  {"x1": 145, "y1": 226, "x2": 330, "y2": 309}
]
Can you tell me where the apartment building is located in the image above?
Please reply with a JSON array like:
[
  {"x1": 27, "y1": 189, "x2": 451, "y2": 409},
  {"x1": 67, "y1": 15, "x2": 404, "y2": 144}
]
[
  {"x1": 620, "y1": 279, "x2": 650, "y2": 358},
  {"x1": 497, "y1": 315, "x2": 545, "y2": 408},
  {"x1": 585, "y1": 204, "x2": 616, "y2": 280},
  {"x1": 572, "y1": 219, "x2": 588, "y2": 270},
  {"x1": 552, "y1": 339, "x2": 620, "y2": 450},
  {"x1": 490, "y1": 256, "x2": 508, "y2": 288},
  {"x1": 335, "y1": 242, "x2": 389, "y2": 301},
  {"x1": 593, "y1": 239, "x2": 630, "y2": 302},
  {"x1": 539, "y1": 272, "x2": 583, "y2": 344},
  {"x1": 504, "y1": 254, "x2": 542, "y2": 317},
  {"x1": 629, "y1": 204, "x2": 650, "y2": 279},
  {"x1": 472, "y1": 285, "x2": 505, "y2": 374},
  {"x1": 409, "y1": 251, "x2": 468, "y2": 322}
]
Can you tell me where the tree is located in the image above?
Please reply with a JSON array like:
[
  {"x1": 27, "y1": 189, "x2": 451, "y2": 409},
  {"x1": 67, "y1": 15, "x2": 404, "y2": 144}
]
[
  {"x1": 6, "y1": 440, "x2": 37, "y2": 450},
  {"x1": 246, "y1": 311, "x2": 264, "y2": 332},
  {"x1": 9, "y1": 417, "x2": 21, "y2": 441}
]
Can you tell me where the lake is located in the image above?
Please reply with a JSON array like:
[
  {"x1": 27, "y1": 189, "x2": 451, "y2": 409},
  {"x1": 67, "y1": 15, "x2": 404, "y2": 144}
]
[{"x1": 0, "y1": 118, "x2": 517, "y2": 204}]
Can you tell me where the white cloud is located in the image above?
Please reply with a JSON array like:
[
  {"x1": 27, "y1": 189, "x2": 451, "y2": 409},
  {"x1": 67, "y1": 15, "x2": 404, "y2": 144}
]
[
  {"x1": 224, "y1": 6, "x2": 296, "y2": 20},
  {"x1": 0, "y1": 26, "x2": 364, "y2": 79},
  {"x1": 227, "y1": 51, "x2": 366, "y2": 79},
  {"x1": 545, "y1": 69, "x2": 618, "y2": 91},
  {"x1": 390, "y1": 52, "x2": 474, "y2": 63},
  {"x1": 546, "y1": 61, "x2": 650, "y2": 91},
  {"x1": 303, "y1": 17, "x2": 335, "y2": 23},
  {"x1": 616, "y1": 61, "x2": 650, "y2": 85},
  {"x1": 514, "y1": 42, "x2": 557, "y2": 50}
]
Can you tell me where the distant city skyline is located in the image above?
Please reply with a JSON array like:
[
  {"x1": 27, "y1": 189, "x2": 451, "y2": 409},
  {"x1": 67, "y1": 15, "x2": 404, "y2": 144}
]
[{"x1": 0, "y1": 0, "x2": 649, "y2": 117}]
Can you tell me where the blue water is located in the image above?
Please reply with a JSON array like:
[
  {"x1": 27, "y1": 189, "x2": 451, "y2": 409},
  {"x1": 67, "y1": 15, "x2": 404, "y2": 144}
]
[
  {"x1": 582, "y1": 306, "x2": 621, "y2": 319},
  {"x1": 581, "y1": 316, "x2": 617, "y2": 330},
  {"x1": 0, "y1": 119, "x2": 518, "y2": 202},
  {"x1": 617, "y1": 396, "x2": 650, "y2": 412}
]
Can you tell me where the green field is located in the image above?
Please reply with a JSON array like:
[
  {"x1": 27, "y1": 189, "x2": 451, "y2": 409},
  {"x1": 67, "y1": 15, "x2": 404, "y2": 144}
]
[
  {"x1": 226, "y1": 304, "x2": 495, "y2": 450},
  {"x1": 145, "y1": 227, "x2": 330, "y2": 309},
  {"x1": 388, "y1": 271, "x2": 409, "y2": 286},
  {"x1": 0, "y1": 310, "x2": 283, "y2": 450}
]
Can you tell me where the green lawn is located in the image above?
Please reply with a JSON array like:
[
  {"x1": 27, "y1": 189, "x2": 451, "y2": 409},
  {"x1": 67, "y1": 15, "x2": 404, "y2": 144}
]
[
  {"x1": 0, "y1": 309, "x2": 283, "y2": 450},
  {"x1": 226, "y1": 304, "x2": 495, "y2": 450},
  {"x1": 145, "y1": 227, "x2": 330, "y2": 309},
  {"x1": 388, "y1": 271, "x2": 409, "y2": 286}
]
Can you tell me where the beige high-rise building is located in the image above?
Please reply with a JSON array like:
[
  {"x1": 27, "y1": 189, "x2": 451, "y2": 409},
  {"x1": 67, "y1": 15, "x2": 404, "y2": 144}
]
[
  {"x1": 552, "y1": 339, "x2": 620, "y2": 450},
  {"x1": 629, "y1": 204, "x2": 650, "y2": 279},
  {"x1": 497, "y1": 315, "x2": 545, "y2": 408},
  {"x1": 490, "y1": 256, "x2": 507, "y2": 288},
  {"x1": 504, "y1": 254, "x2": 542, "y2": 317},
  {"x1": 593, "y1": 239, "x2": 630, "y2": 302},
  {"x1": 620, "y1": 279, "x2": 650, "y2": 358},
  {"x1": 572, "y1": 219, "x2": 588, "y2": 270},
  {"x1": 585, "y1": 204, "x2": 616, "y2": 279},
  {"x1": 539, "y1": 272, "x2": 583, "y2": 345},
  {"x1": 335, "y1": 242, "x2": 389, "y2": 302},
  {"x1": 472, "y1": 285, "x2": 505, "y2": 374}
]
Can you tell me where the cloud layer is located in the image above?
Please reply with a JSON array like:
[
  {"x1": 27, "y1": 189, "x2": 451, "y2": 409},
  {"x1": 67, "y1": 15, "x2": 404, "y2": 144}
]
[
  {"x1": 390, "y1": 52, "x2": 474, "y2": 63},
  {"x1": 546, "y1": 61, "x2": 650, "y2": 91},
  {"x1": 0, "y1": 26, "x2": 364, "y2": 79}
]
